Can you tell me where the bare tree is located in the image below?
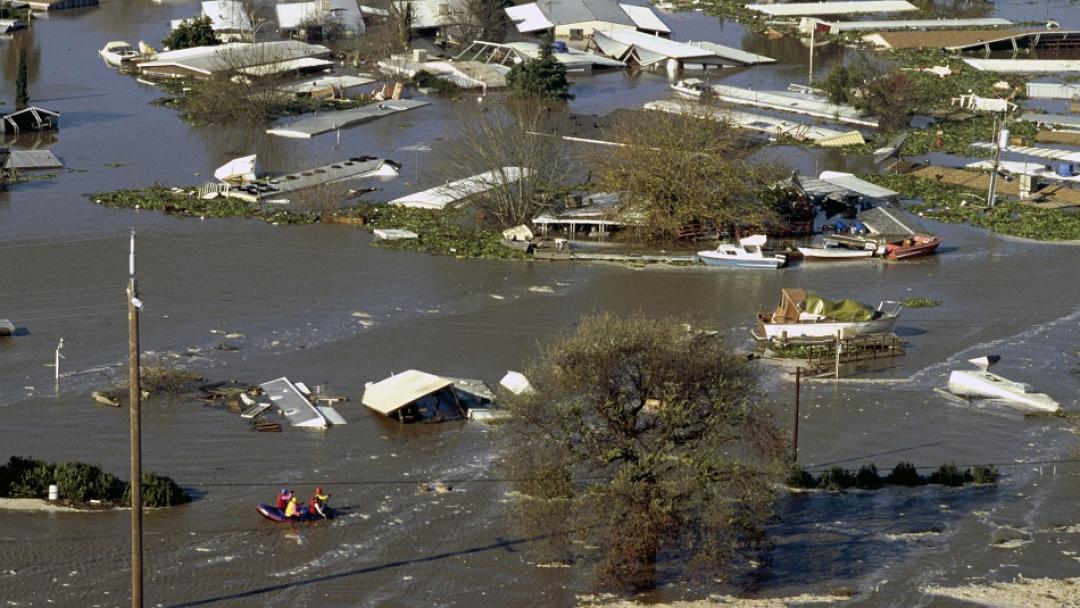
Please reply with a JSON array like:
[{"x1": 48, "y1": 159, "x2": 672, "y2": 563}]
[
  {"x1": 589, "y1": 107, "x2": 784, "y2": 242},
  {"x1": 443, "y1": 0, "x2": 510, "y2": 46},
  {"x1": 436, "y1": 97, "x2": 578, "y2": 228},
  {"x1": 356, "y1": 0, "x2": 411, "y2": 61}
]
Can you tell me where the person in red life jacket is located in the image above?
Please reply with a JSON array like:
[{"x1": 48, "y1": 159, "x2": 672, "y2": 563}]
[
  {"x1": 309, "y1": 487, "x2": 330, "y2": 518},
  {"x1": 276, "y1": 488, "x2": 293, "y2": 510}
]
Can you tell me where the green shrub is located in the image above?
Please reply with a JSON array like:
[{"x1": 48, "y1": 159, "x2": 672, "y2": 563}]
[
  {"x1": 0, "y1": 456, "x2": 52, "y2": 498},
  {"x1": 886, "y1": 461, "x2": 923, "y2": 486},
  {"x1": 929, "y1": 463, "x2": 971, "y2": 487},
  {"x1": 53, "y1": 462, "x2": 125, "y2": 503},
  {"x1": 818, "y1": 466, "x2": 855, "y2": 491},
  {"x1": 902, "y1": 297, "x2": 941, "y2": 308},
  {"x1": 970, "y1": 464, "x2": 999, "y2": 484},
  {"x1": 124, "y1": 472, "x2": 190, "y2": 508},
  {"x1": 785, "y1": 465, "x2": 816, "y2": 489},
  {"x1": 854, "y1": 464, "x2": 883, "y2": 490}
]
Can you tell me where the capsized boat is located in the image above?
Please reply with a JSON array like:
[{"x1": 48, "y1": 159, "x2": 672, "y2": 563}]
[
  {"x1": 99, "y1": 41, "x2": 140, "y2": 67},
  {"x1": 884, "y1": 234, "x2": 942, "y2": 260},
  {"x1": 698, "y1": 235, "x2": 787, "y2": 269},
  {"x1": 754, "y1": 288, "x2": 902, "y2": 341},
  {"x1": 671, "y1": 78, "x2": 705, "y2": 98},
  {"x1": 947, "y1": 356, "x2": 1060, "y2": 412}
]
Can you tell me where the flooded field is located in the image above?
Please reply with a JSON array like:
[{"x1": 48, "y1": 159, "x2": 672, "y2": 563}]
[{"x1": 1, "y1": 1, "x2": 1079, "y2": 606}]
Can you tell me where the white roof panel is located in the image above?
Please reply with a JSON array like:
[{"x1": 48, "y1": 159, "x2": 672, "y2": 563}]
[
  {"x1": 747, "y1": 0, "x2": 917, "y2": 16},
  {"x1": 963, "y1": 58, "x2": 1080, "y2": 73},
  {"x1": 593, "y1": 30, "x2": 713, "y2": 59},
  {"x1": 506, "y1": 3, "x2": 554, "y2": 32},
  {"x1": 818, "y1": 171, "x2": 898, "y2": 200},
  {"x1": 362, "y1": 370, "x2": 454, "y2": 416},
  {"x1": 618, "y1": 3, "x2": 669, "y2": 33},
  {"x1": 389, "y1": 167, "x2": 529, "y2": 209}
]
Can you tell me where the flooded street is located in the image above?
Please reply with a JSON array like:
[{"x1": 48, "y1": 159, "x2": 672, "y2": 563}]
[{"x1": 1, "y1": 1, "x2": 1079, "y2": 606}]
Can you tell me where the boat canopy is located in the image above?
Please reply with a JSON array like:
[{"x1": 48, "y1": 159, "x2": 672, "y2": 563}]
[
  {"x1": 804, "y1": 292, "x2": 874, "y2": 321},
  {"x1": 772, "y1": 288, "x2": 874, "y2": 322}
]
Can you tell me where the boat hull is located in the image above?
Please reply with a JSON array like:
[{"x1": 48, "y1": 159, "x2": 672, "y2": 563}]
[
  {"x1": 797, "y1": 246, "x2": 874, "y2": 260},
  {"x1": 947, "y1": 370, "x2": 1059, "y2": 412},
  {"x1": 698, "y1": 253, "x2": 785, "y2": 268},
  {"x1": 761, "y1": 315, "x2": 898, "y2": 340},
  {"x1": 886, "y1": 236, "x2": 941, "y2": 260}
]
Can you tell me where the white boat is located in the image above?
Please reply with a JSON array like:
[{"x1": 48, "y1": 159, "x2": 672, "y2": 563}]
[
  {"x1": 671, "y1": 78, "x2": 705, "y2": 98},
  {"x1": 698, "y1": 235, "x2": 786, "y2": 269},
  {"x1": 947, "y1": 356, "x2": 1060, "y2": 412},
  {"x1": 797, "y1": 242, "x2": 875, "y2": 260},
  {"x1": 755, "y1": 288, "x2": 902, "y2": 341},
  {"x1": 99, "y1": 41, "x2": 140, "y2": 67}
]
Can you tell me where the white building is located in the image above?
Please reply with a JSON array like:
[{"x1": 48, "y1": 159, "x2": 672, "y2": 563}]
[{"x1": 505, "y1": 0, "x2": 670, "y2": 40}]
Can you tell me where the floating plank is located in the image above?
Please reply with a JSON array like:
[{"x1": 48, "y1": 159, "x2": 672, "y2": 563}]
[{"x1": 266, "y1": 100, "x2": 429, "y2": 138}]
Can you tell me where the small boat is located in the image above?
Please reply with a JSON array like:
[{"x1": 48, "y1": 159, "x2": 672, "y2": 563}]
[
  {"x1": 947, "y1": 356, "x2": 1059, "y2": 412},
  {"x1": 755, "y1": 288, "x2": 902, "y2": 341},
  {"x1": 256, "y1": 503, "x2": 331, "y2": 523},
  {"x1": 0, "y1": 319, "x2": 13, "y2": 336},
  {"x1": 698, "y1": 235, "x2": 786, "y2": 269},
  {"x1": 885, "y1": 234, "x2": 941, "y2": 260},
  {"x1": 671, "y1": 78, "x2": 705, "y2": 98},
  {"x1": 797, "y1": 241, "x2": 876, "y2": 260},
  {"x1": 92, "y1": 390, "x2": 120, "y2": 407},
  {"x1": 99, "y1": 41, "x2": 140, "y2": 67}
]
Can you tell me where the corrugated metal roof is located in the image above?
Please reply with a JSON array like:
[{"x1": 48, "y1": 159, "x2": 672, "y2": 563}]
[
  {"x1": 863, "y1": 28, "x2": 1033, "y2": 50},
  {"x1": 362, "y1": 370, "x2": 454, "y2": 416},
  {"x1": 140, "y1": 41, "x2": 331, "y2": 76},
  {"x1": 814, "y1": 17, "x2": 1011, "y2": 32},
  {"x1": 592, "y1": 30, "x2": 718, "y2": 62},
  {"x1": 962, "y1": 58, "x2": 1080, "y2": 73},
  {"x1": 1026, "y1": 82, "x2": 1080, "y2": 100},
  {"x1": 818, "y1": 171, "x2": 898, "y2": 200},
  {"x1": 261, "y1": 377, "x2": 328, "y2": 428},
  {"x1": 276, "y1": 0, "x2": 364, "y2": 32},
  {"x1": 266, "y1": 100, "x2": 429, "y2": 138},
  {"x1": 1019, "y1": 113, "x2": 1080, "y2": 127},
  {"x1": 389, "y1": 167, "x2": 529, "y2": 209},
  {"x1": 684, "y1": 41, "x2": 774, "y2": 65},
  {"x1": 708, "y1": 84, "x2": 878, "y2": 128},
  {"x1": 236, "y1": 56, "x2": 333, "y2": 76},
  {"x1": 506, "y1": 3, "x2": 553, "y2": 32},
  {"x1": 747, "y1": 0, "x2": 917, "y2": 16},
  {"x1": 970, "y1": 142, "x2": 1080, "y2": 163},
  {"x1": 618, "y1": 3, "x2": 669, "y2": 33},
  {"x1": 3, "y1": 150, "x2": 63, "y2": 170},
  {"x1": 858, "y1": 206, "x2": 925, "y2": 237}
]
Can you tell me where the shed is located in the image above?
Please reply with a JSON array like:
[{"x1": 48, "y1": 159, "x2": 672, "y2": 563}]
[
  {"x1": 362, "y1": 370, "x2": 467, "y2": 422},
  {"x1": 506, "y1": 0, "x2": 668, "y2": 39}
]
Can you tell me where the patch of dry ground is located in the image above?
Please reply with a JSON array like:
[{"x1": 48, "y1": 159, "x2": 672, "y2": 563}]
[
  {"x1": 923, "y1": 577, "x2": 1080, "y2": 607},
  {"x1": 0, "y1": 498, "x2": 85, "y2": 512},
  {"x1": 578, "y1": 593, "x2": 849, "y2": 607}
]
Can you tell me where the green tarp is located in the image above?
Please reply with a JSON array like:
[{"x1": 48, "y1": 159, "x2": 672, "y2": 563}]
[{"x1": 803, "y1": 291, "x2": 874, "y2": 321}]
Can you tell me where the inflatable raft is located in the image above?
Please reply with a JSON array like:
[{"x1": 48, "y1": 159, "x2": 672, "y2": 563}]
[{"x1": 256, "y1": 503, "x2": 330, "y2": 523}]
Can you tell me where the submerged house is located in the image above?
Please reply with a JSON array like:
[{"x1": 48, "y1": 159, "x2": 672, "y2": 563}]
[
  {"x1": 2, "y1": 107, "x2": 60, "y2": 135},
  {"x1": 362, "y1": 370, "x2": 470, "y2": 422},
  {"x1": 277, "y1": 0, "x2": 367, "y2": 40}
]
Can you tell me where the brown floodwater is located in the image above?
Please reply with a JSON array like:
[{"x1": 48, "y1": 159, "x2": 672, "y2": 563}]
[{"x1": 1, "y1": 1, "x2": 1079, "y2": 606}]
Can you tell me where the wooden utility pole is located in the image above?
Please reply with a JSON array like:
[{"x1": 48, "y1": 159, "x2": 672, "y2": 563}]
[
  {"x1": 792, "y1": 367, "x2": 801, "y2": 464},
  {"x1": 127, "y1": 230, "x2": 143, "y2": 608}
]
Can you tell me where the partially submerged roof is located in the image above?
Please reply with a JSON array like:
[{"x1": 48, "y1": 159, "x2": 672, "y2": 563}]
[
  {"x1": 362, "y1": 370, "x2": 454, "y2": 416},
  {"x1": 389, "y1": 167, "x2": 529, "y2": 210},
  {"x1": 746, "y1": 0, "x2": 917, "y2": 16},
  {"x1": 3, "y1": 150, "x2": 64, "y2": 171},
  {"x1": 1018, "y1": 113, "x2": 1080, "y2": 128},
  {"x1": 235, "y1": 56, "x2": 334, "y2": 77},
  {"x1": 266, "y1": 100, "x2": 429, "y2": 138},
  {"x1": 140, "y1": 41, "x2": 331, "y2": 77},
  {"x1": 683, "y1": 41, "x2": 774, "y2": 66},
  {"x1": 458, "y1": 40, "x2": 625, "y2": 70},
  {"x1": 946, "y1": 29, "x2": 1080, "y2": 52},
  {"x1": 818, "y1": 171, "x2": 898, "y2": 201},
  {"x1": 276, "y1": 0, "x2": 365, "y2": 32},
  {"x1": 862, "y1": 28, "x2": 1035, "y2": 50},
  {"x1": 261, "y1": 377, "x2": 328, "y2": 428},
  {"x1": 591, "y1": 30, "x2": 727, "y2": 67},
  {"x1": 805, "y1": 17, "x2": 1012, "y2": 34},
  {"x1": 278, "y1": 74, "x2": 376, "y2": 95},
  {"x1": 617, "y1": 3, "x2": 670, "y2": 33},
  {"x1": 970, "y1": 142, "x2": 1080, "y2": 163},
  {"x1": 1026, "y1": 82, "x2": 1080, "y2": 100},
  {"x1": 706, "y1": 84, "x2": 878, "y2": 128},
  {"x1": 858, "y1": 206, "x2": 926, "y2": 237},
  {"x1": 201, "y1": 1, "x2": 253, "y2": 32},
  {"x1": 644, "y1": 100, "x2": 862, "y2": 145},
  {"x1": 962, "y1": 58, "x2": 1080, "y2": 73}
]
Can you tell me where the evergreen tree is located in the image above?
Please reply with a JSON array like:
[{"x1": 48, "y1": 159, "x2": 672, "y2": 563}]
[
  {"x1": 15, "y1": 50, "x2": 29, "y2": 110},
  {"x1": 505, "y1": 32, "x2": 572, "y2": 101},
  {"x1": 162, "y1": 16, "x2": 221, "y2": 50}
]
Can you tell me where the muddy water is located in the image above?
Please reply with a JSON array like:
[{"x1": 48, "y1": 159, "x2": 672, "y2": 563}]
[{"x1": 2, "y1": 1, "x2": 1079, "y2": 606}]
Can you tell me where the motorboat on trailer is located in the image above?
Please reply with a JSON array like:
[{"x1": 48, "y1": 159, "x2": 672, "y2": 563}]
[{"x1": 754, "y1": 288, "x2": 902, "y2": 341}]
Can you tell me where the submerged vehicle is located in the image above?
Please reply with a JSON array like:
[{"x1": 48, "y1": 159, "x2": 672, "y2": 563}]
[
  {"x1": 256, "y1": 502, "x2": 331, "y2": 523},
  {"x1": 698, "y1": 235, "x2": 787, "y2": 269},
  {"x1": 947, "y1": 356, "x2": 1060, "y2": 412},
  {"x1": 755, "y1": 288, "x2": 902, "y2": 341},
  {"x1": 99, "y1": 41, "x2": 139, "y2": 67}
]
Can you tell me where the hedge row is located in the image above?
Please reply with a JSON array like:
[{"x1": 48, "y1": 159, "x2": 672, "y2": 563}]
[
  {"x1": 0, "y1": 456, "x2": 189, "y2": 508},
  {"x1": 787, "y1": 461, "x2": 998, "y2": 491}
]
